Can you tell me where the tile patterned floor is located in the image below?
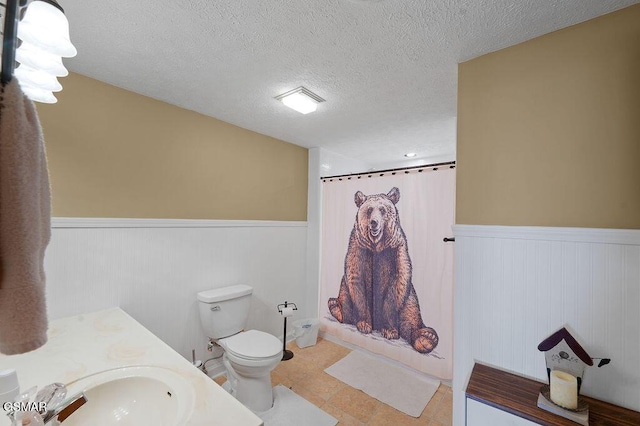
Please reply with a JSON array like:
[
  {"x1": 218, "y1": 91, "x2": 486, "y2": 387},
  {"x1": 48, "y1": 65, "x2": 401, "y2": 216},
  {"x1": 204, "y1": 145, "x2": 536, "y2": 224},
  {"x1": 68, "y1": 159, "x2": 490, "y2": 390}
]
[{"x1": 214, "y1": 338, "x2": 453, "y2": 425}]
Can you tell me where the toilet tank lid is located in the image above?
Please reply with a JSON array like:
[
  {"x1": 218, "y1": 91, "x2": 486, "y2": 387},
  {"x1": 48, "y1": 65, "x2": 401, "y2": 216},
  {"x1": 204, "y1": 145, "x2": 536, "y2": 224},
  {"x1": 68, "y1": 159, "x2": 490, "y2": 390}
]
[{"x1": 197, "y1": 285, "x2": 253, "y2": 303}]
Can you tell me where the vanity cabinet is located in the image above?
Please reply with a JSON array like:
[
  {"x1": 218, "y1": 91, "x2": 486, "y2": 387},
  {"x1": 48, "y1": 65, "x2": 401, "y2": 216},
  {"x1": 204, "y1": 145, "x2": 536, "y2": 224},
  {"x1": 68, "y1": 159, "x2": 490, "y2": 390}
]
[{"x1": 465, "y1": 363, "x2": 640, "y2": 426}]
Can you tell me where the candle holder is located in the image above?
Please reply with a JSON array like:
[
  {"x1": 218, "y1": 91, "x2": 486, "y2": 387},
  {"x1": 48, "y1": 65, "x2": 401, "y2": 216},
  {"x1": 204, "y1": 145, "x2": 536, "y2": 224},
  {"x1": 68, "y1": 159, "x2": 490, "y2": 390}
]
[
  {"x1": 536, "y1": 326, "x2": 611, "y2": 425},
  {"x1": 539, "y1": 384, "x2": 589, "y2": 412}
]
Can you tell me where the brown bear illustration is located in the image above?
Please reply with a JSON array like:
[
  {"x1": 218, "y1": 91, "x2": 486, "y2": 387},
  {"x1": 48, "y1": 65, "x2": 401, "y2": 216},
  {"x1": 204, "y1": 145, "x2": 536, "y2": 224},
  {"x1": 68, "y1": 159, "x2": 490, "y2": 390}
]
[{"x1": 328, "y1": 187, "x2": 439, "y2": 354}]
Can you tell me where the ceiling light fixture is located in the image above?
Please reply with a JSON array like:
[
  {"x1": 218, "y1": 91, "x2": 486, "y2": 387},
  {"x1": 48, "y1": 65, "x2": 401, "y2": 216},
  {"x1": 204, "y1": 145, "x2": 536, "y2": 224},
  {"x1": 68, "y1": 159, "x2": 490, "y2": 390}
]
[
  {"x1": 275, "y1": 87, "x2": 325, "y2": 114},
  {"x1": 404, "y1": 152, "x2": 417, "y2": 158}
]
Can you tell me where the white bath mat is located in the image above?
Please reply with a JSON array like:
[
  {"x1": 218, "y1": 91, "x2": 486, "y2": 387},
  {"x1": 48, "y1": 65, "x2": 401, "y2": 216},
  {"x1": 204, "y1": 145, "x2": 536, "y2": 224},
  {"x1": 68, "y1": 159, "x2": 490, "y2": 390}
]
[
  {"x1": 325, "y1": 350, "x2": 440, "y2": 417},
  {"x1": 259, "y1": 385, "x2": 338, "y2": 426}
]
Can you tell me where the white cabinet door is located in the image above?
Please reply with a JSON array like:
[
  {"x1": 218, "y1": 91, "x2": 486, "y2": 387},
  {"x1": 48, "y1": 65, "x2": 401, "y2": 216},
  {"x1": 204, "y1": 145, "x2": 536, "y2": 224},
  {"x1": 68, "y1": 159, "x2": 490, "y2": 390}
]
[{"x1": 466, "y1": 398, "x2": 539, "y2": 426}]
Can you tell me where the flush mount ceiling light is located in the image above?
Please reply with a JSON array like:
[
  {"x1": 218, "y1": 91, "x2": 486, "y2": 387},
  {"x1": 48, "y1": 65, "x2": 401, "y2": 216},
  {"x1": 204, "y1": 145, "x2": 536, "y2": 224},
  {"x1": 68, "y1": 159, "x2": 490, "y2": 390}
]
[
  {"x1": 404, "y1": 152, "x2": 417, "y2": 158},
  {"x1": 275, "y1": 87, "x2": 325, "y2": 114}
]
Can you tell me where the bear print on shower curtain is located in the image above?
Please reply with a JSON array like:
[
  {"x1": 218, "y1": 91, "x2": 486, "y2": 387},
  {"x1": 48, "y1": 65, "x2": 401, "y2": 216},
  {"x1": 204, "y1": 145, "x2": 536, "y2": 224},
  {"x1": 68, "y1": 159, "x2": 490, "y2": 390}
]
[{"x1": 320, "y1": 167, "x2": 455, "y2": 380}]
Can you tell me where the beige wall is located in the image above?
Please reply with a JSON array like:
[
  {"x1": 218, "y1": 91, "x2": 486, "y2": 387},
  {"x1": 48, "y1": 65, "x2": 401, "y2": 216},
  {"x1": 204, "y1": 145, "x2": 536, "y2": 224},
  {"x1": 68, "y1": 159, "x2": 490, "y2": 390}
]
[
  {"x1": 37, "y1": 73, "x2": 308, "y2": 221},
  {"x1": 456, "y1": 5, "x2": 640, "y2": 229}
]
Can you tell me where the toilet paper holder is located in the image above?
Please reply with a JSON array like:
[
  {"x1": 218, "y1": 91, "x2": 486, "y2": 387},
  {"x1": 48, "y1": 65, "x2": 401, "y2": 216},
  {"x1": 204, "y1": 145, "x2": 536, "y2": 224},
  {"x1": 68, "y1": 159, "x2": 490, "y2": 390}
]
[{"x1": 277, "y1": 301, "x2": 298, "y2": 361}]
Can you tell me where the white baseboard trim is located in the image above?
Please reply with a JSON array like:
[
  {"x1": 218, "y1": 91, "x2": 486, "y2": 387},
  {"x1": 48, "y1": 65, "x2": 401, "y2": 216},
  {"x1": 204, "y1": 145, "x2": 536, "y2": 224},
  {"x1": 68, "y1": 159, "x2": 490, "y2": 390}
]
[
  {"x1": 52, "y1": 217, "x2": 307, "y2": 229},
  {"x1": 453, "y1": 224, "x2": 640, "y2": 245}
]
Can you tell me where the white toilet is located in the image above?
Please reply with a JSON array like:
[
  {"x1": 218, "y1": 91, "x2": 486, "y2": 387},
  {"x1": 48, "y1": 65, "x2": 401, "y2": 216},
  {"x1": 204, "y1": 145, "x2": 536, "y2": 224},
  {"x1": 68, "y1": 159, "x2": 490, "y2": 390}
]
[{"x1": 197, "y1": 285, "x2": 282, "y2": 412}]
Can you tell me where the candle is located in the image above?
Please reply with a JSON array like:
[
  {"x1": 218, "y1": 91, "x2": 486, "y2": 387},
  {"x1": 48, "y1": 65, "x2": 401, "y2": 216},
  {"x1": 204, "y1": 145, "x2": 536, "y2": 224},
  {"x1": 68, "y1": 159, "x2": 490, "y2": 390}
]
[{"x1": 550, "y1": 370, "x2": 578, "y2": 410}]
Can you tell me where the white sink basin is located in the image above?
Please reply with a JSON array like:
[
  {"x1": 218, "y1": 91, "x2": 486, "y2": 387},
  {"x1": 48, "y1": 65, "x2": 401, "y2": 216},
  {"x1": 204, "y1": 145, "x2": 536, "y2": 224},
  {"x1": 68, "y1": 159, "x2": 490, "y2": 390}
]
[{"x1": 61, "y1": 366, "x2": 195, "y2": 425}]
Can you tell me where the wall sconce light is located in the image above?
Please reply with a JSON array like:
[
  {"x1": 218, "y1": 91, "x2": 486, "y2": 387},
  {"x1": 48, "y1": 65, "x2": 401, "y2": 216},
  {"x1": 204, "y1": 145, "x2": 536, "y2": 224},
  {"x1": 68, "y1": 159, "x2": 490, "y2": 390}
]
[
  {"x1": 275, "y1": 87, "x2": 325, "y2": 114},
  {"x1": 15, "y1": 41, "x2": 69, "y2": 76},
  {"x1": 11, "y1": 0, "x2": 76, "y2": 103},
  {"x1": 18, "y1": 0, "x2": 76, "y2": 56}
]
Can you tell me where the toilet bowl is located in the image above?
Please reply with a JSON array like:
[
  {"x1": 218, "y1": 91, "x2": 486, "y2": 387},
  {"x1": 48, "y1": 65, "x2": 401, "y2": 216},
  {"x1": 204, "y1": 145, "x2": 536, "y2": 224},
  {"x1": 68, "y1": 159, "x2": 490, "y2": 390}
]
[
  {"x1": 197, "y1": 285, "x2": 283, "y2": 412},
  {"x1": 217, "y1": 330, "x2": 282, "y2": 412}
]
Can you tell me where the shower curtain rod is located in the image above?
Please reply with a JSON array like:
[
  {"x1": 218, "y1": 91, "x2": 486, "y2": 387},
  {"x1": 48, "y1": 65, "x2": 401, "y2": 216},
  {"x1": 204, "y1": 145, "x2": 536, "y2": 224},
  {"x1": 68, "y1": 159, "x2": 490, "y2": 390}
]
[{"x1": 321, "y1": 160, "x2": 455, "y2": 181}]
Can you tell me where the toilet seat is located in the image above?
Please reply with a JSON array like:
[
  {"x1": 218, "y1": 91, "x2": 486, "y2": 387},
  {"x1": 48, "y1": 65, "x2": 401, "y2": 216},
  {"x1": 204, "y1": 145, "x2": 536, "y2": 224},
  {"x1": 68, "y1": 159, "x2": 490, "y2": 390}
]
[{"x1": 221, "y1": 330, "x2": 282, "y2": 361}]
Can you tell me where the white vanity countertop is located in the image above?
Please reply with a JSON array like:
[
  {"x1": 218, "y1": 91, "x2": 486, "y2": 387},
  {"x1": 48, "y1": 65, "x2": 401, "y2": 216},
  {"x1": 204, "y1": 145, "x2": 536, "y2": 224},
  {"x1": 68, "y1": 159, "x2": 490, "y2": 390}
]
[{"x1": 0, "y1": 308, "x2": 263, "y2": 426}]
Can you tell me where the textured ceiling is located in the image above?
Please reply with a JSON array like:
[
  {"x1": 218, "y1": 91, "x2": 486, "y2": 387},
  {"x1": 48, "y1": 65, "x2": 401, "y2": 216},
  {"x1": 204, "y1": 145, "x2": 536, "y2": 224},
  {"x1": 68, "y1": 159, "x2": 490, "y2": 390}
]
[{"x1": 61, "y1": 0, "x2": 639, "y2": 168}]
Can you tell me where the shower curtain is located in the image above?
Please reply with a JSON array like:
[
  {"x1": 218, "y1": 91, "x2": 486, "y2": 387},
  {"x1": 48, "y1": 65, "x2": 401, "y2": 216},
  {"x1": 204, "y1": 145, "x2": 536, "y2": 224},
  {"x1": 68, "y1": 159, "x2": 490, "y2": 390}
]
[{"x1": 320, "y1": 166, "x2": 455, "y2": 379}]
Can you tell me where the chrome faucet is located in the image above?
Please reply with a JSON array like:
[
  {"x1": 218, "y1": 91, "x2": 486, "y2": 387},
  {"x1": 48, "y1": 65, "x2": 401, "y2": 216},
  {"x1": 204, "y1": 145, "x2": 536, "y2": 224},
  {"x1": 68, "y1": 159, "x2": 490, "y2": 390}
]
[
  {"x1": 6, "y1": 383, "x2": 87, "y2": 425},
  {"x1": 42, "y1": 392, "x2": 88, "y2": 425}
]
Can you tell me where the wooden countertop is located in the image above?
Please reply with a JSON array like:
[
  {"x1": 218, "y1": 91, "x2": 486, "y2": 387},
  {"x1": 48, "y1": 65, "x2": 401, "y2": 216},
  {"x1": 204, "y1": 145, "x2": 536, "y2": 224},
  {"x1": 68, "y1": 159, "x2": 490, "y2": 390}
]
[{"x1": 465, "y1": 363, "x2": 640, "y2": 426}]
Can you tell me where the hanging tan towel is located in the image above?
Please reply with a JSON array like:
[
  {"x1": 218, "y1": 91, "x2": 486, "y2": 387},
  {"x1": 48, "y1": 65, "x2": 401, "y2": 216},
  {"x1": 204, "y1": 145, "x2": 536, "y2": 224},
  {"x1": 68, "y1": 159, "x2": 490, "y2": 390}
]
[{"x1": 0, "y1": 79, "x2": 51, "y2": 355}]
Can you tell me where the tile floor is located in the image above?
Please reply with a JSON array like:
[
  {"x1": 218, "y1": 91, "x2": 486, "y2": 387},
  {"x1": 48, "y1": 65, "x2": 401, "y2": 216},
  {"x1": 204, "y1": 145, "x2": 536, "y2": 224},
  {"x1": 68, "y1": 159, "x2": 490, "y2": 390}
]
[{"x1": 214, "y1": 337, "x2": 453, "y2": 425}]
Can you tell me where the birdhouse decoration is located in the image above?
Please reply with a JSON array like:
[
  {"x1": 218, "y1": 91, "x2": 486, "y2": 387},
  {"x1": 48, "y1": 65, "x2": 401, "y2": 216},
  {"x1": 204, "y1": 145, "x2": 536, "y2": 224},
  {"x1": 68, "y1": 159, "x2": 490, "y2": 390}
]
[
  {"x1": 537, "y1": 326, "x2": 593, "y2": 401},
  {"x1": 536, "y1": 327, "x2": 611, "y2": 424}
]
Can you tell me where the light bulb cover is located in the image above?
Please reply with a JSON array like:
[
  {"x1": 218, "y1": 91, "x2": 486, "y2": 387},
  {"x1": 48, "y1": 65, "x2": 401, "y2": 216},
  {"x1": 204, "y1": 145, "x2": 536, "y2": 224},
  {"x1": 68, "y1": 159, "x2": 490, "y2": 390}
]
[
  {"x1": 282, "y1": 92, "x2": 318, "y2": 114},
  {"x1": 16, "y1": 41, "x2": 68, "y2": 77},
  {"x1": 15, "y1": 64, "x2": 63, "y2": 92},
  {"x1": 275, "y1": 87, "x2": 325, "y2": 115},
  {"x1": 20, "y1": 85, "x2": 58, "y2": 104},
  {"x1": 18, "y1": 0, "x2": 77, "y2": 57}
]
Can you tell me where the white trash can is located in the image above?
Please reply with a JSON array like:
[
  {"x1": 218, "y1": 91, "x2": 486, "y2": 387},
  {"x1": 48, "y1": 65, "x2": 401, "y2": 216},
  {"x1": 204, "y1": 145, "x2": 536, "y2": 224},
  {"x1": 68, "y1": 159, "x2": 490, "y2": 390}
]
[{"x1": 293, "y1": 318, "x2": 320, "y2": 348}]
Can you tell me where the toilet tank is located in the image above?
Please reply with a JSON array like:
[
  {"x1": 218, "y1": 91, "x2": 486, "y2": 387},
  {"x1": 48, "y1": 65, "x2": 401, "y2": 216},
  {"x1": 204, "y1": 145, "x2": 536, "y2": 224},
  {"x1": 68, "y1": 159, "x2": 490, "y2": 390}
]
[{"x1": 197, "y1": 285, "x2": 253, "y2": 339}]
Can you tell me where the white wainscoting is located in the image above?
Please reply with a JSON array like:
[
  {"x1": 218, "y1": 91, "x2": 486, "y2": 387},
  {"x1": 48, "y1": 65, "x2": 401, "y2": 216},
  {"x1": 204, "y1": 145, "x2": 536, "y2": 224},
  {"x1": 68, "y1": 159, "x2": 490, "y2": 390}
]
[
  {"x1": 45, "y1": 218, "x2": 308, "y2": 370},
  {"x1": 452, "y1": 225, "x2": 640, "y2": 426}
]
